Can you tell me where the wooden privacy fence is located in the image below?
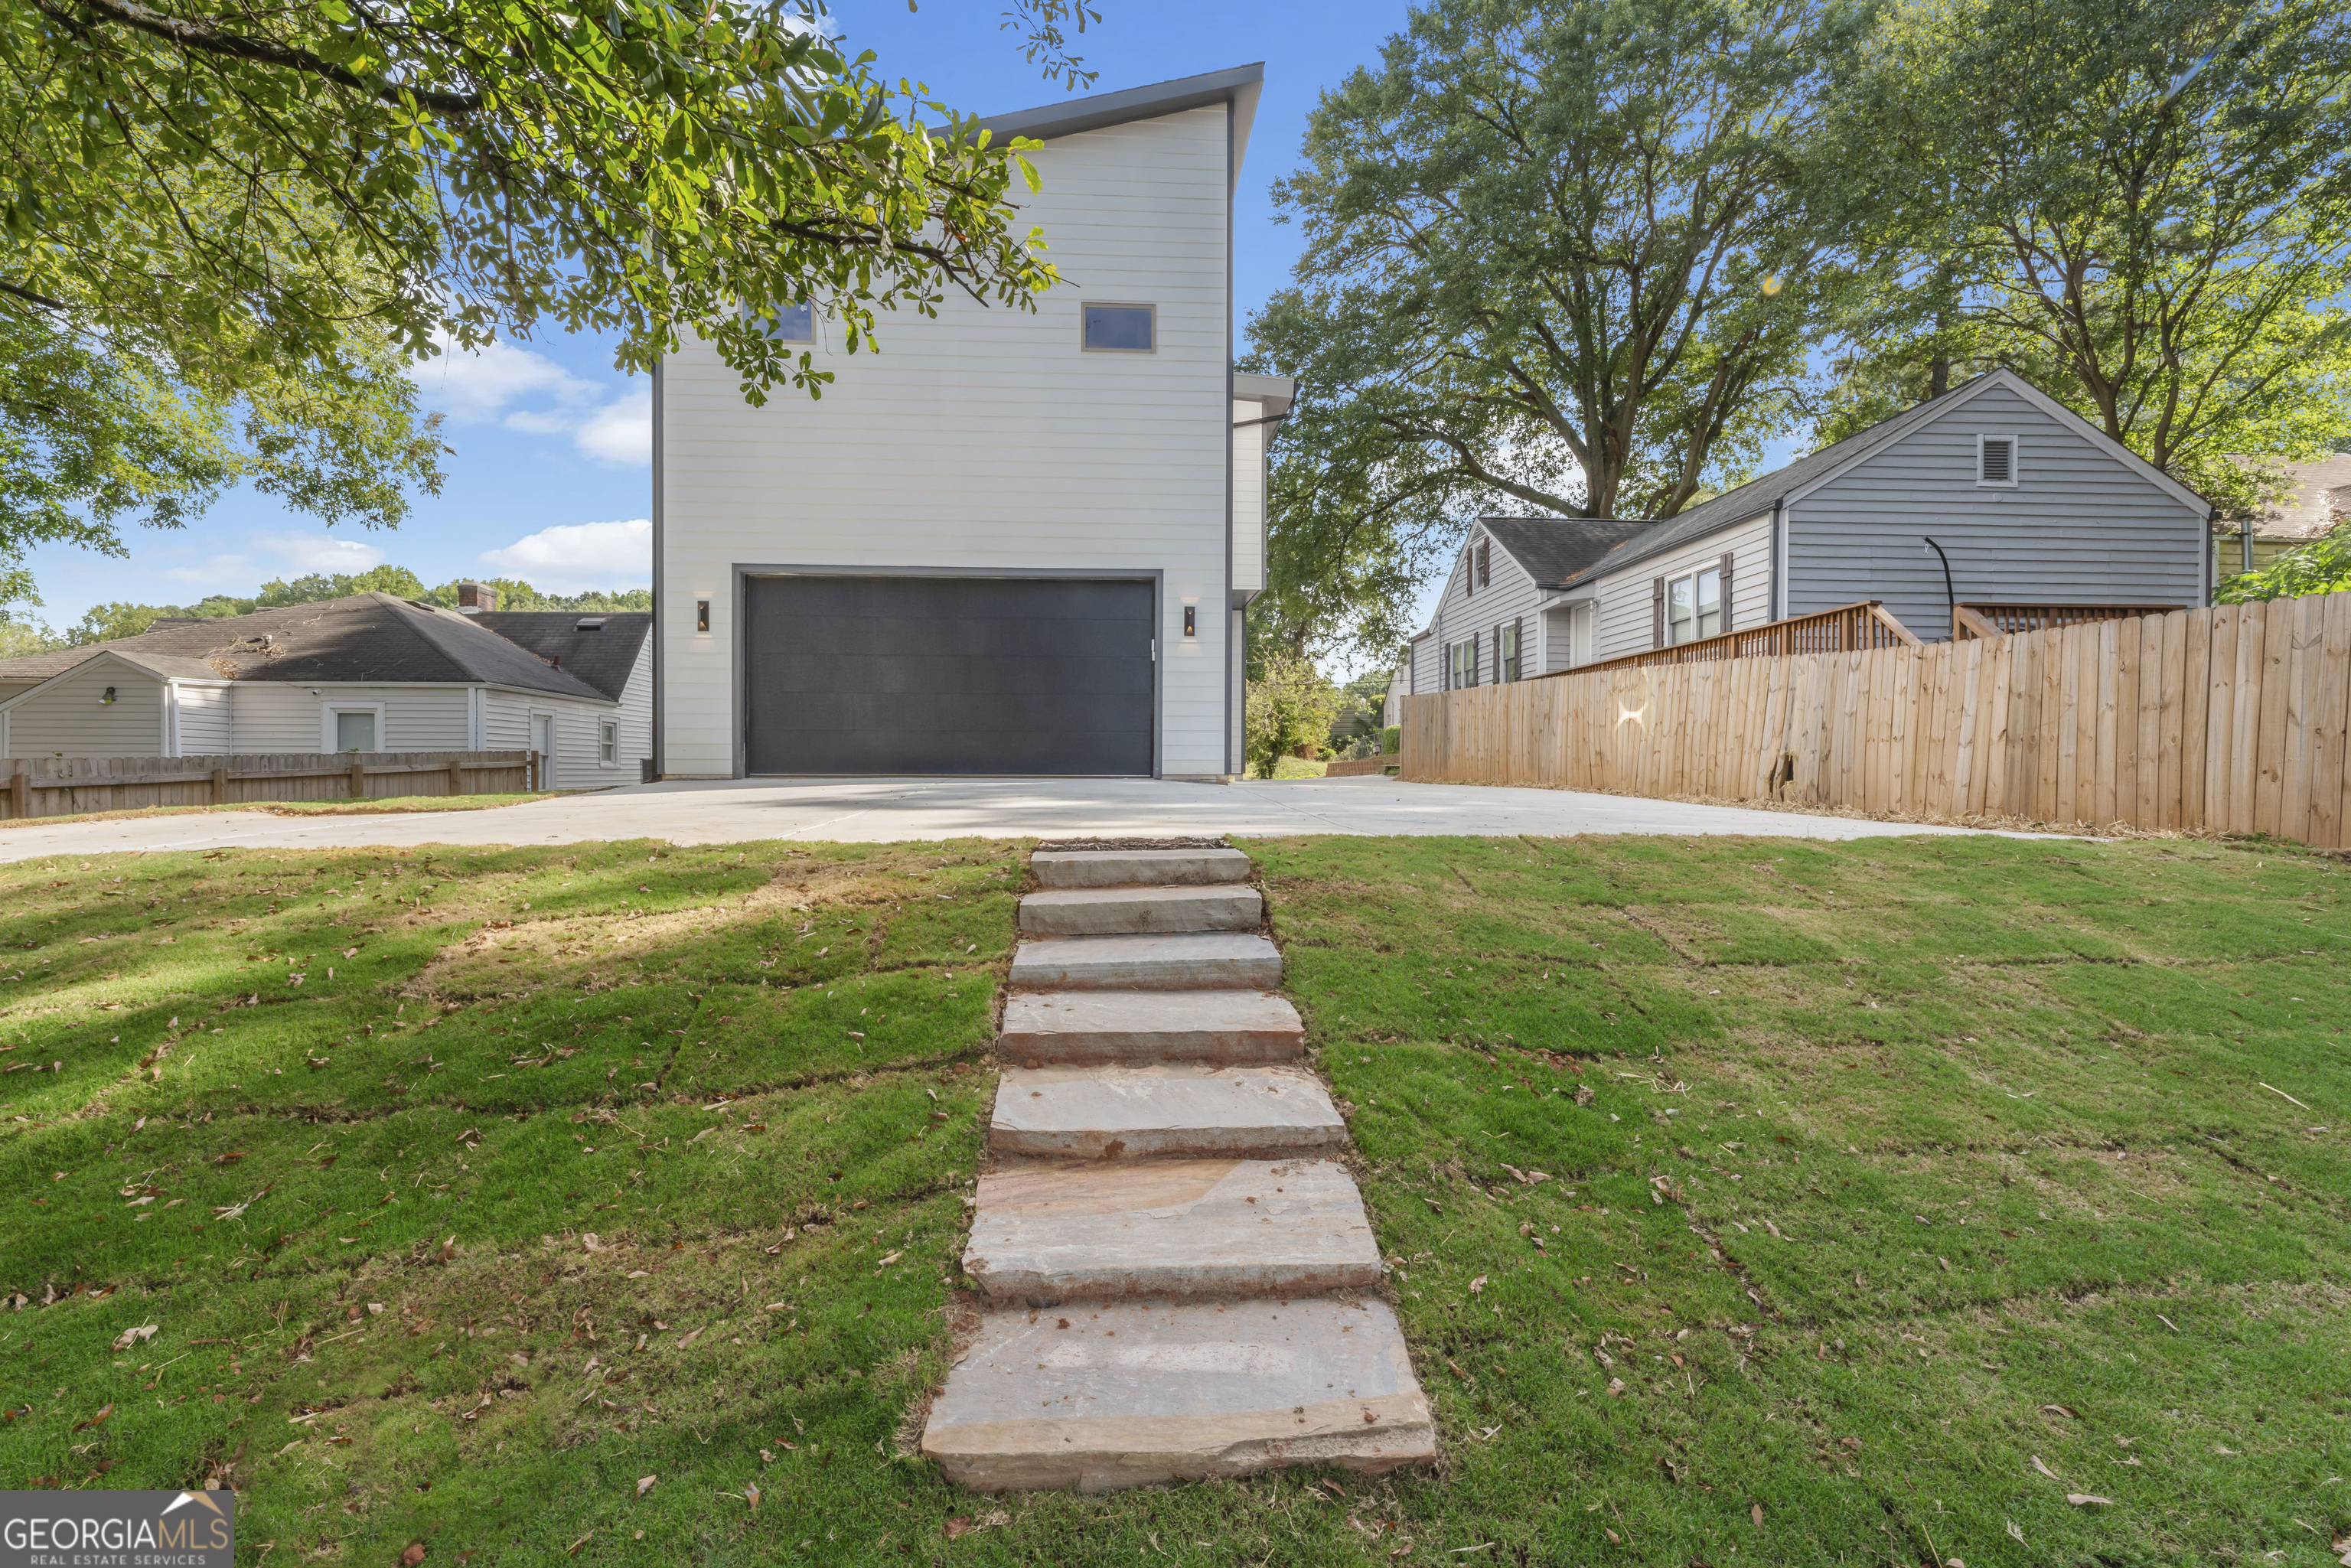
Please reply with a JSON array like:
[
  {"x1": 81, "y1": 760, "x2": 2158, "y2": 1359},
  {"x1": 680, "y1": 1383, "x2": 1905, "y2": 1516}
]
[
  {"x1": 0, "y1": 751, "x2": 536, "y2": 820},
  {"x1": 1401, "y1": 590, "x2": 2351, "y2": 846}
]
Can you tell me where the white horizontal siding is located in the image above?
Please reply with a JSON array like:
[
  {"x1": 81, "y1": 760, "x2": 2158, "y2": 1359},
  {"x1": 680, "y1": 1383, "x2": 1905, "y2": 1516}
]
[
  {"x1": 1589, "y1": 513, "x2": 1773, "y2": 662},
  {"x1": 660, "y1": 105, "x2": 1234, "y2": 777},
  {"x1": 1232, "y1": 405, "x2": 1265, "y2": 595},
  {"x1": 3, "y1": 663, "x2": 166, "y2": 757},
  {"x1": 1788, "y1": 384, "x2": 2206, "y2": 638},
  {"x1": 172, "y1": 684, "x2": 233, "y2": 755},
  {"x1": 229, "y1": 686, "x2": 477, "y2": 753}
]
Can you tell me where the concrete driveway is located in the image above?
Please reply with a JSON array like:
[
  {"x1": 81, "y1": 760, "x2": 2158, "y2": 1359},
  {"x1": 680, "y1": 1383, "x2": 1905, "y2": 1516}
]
[{"x1": 0, "y1": 776, "x2": 2007, "y2": 862}]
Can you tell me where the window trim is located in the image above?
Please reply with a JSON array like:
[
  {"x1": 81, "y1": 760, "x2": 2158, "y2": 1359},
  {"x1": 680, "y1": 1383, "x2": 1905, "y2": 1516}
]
[
  {"x1": 598, "y1": 719, "x2": 619, "y2": 767},
  {"x1": 321, "y1": 701, "x2": 386, "y2": 754},
  {"x1": 1499, "y1": 618, "x2": 1521, "y2": 683},
  {"x1": 1079, "y1": 302, "x2": 1157, "y2": 354},
  {"x1": 1664, "y1": 567, "x2": 1723, "y2": 646},
  {"x1": 1975, "y1": 432, "x2": 2020, "y2": 487}
]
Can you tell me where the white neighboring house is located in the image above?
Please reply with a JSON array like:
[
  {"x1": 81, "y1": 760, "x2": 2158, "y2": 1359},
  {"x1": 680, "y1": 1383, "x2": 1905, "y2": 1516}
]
[
  {"x1": 654, "y1": 64, "x2": 1287, "y2": 780},
  {"x1": 0, "y1": 593, "x2": 651, "y2": 789},
  {"x1": 1407, "y1": 369, "x2": 2215, "y2": 694}
]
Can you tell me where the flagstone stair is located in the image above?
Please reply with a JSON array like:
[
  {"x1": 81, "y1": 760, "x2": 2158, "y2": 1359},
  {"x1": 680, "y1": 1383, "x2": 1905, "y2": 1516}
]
[{"x1": 921, "y1": 843, "x2": 1436, "y2": 1492}]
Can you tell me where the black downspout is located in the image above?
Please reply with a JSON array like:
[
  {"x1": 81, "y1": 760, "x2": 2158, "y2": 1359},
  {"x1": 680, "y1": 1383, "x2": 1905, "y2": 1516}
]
[{"x1": 1922, "y1": 536, "x2": 1956, "y2": 638}]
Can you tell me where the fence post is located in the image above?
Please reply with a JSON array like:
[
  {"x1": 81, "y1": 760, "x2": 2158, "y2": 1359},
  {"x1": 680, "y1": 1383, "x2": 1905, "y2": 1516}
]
[
  {"x1": 211, "y1": 767, "x2": 229, "y2": 806},
  {"x1": 349, "y1": 759, "x2": 367, "y2": 800}
]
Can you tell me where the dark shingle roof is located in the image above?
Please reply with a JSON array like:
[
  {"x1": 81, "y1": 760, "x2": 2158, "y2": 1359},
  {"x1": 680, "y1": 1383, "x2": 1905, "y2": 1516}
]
[
  {"x1": 0, "y1": 594, "x2": 611, "y2": 700},
  {"x1": 472, "y1": 612, "x2": 651, "y2": 700},
  {"x1": 1478, "y1": 517, "x2": 1658, "y2": 588},
  {"x1": 1560, "y1": 391, "x2": 1965, "y2": 586}
]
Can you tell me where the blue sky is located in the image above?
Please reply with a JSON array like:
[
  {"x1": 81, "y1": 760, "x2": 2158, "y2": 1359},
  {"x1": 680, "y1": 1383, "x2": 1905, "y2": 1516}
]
[{"x1": 28, "y1": 2, "x2": 1419, "y2": 631}]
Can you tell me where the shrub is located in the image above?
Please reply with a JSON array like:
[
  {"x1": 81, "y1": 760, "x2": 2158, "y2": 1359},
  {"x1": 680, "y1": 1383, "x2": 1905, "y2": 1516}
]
[
  {"x1": 1245, "y1": 654, "x2": 1344, "y2": 780},
  {"x1": 1380, "y1": 725, "x2": 1400, "y2": 755}
]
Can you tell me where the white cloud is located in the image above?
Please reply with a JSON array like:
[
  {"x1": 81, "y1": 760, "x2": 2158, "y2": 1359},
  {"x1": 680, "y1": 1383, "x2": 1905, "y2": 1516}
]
[
  {"x1": 408, "y1": 337, "x2": 602, "y2": 424},
  {"x1": 572, "y1": 386, "x2": 652, "y2": 465},
  {"x1": 480, "y1": 519, "x2": 651, "y2": 592},
  {"x1": 408, "y1": 334, "x2": 647, "y2": 465},
  {"x1": 246, "y1": 532, "x2": 390, "y2": 575}
]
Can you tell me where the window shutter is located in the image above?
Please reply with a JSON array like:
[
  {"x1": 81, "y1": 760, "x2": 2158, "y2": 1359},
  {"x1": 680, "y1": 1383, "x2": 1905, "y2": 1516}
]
[
  {"x1": 1719, "y1": 551, "x2": 1735, "y2": 633},
  {"x1": 1513, "y1": 614, "x2": 1524, "y2": 680},
  {"x1": 1478, "y1": 541, "x2": 1490, "y2": 588},
  {"x1": 1652, "y1": 576, "x2": 1667, "y2": 648},
  {"x1": 1492, "y1": 624, "x2": 1502, "y2": 684}
]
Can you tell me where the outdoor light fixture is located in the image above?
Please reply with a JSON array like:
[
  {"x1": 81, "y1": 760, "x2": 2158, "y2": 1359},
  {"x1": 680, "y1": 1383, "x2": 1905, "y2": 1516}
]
[
  {"x1": 696, "y1": 599, "x2": 711, "y2": 633},
  {"x1": 100, "y1": 686, "x2": 116, "y2": 704},
  {"x1": 1182, "y1": 605, "x2": 1196, "y2": 638}
]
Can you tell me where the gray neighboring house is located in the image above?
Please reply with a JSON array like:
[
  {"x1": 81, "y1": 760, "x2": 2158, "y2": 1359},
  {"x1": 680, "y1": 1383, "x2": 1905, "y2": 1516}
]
[
  {"x1": 0, "y1": 593, "x2": 652, "y2": 789},
  {"x1": 1407, "y1": 368, "x2": 2214, "y2": 695}
]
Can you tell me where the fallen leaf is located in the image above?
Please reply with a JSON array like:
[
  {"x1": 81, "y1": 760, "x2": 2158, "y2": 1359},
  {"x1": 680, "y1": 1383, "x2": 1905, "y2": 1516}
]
[
  {"x1": 71, "y1": 1403, "x2": 112, "y2": 1432},
  {"x1": 1469, "y1": 1275, "x2": 1487, "y2": 1295},
  {"x1": 2032, "y1": 1456, "x2": 2059, "y2": 1480},
  {"x1": 400, "y1": 1544, "x2": 427, "y2": 1566},
  {"x1": 2066, "y1": 1494, "x2": 2112, "y2": 1507},
  {"x1": 565, "y1": 1532, "x2": 593, "y2": 1557},
  {"x1": 2040, "y1": 1403, "x2": 2079, "y2": 1420},
  {"x1": 1752, "y1": 1502, "x2": 1765, "y2": 1529},
  {"x1": 111, "y1": 1324, "x2": 158, "y2": 1351},
  {"x1": 2007, "y1": 1521, "x2": 2026, "y2": 1545},
  {"x1": 945, "y1": 1518, "x2": 973, "y2": 1540},
  {"x1": 745, "y1": 1483, "x2": 760, "y2": 1511},
  {"x1": 876, "y1": 1251, "x2": 902, "y2": 1269},
  {"x1": 635, "y1": 1475, "x2": 656, "y2": 1498}
]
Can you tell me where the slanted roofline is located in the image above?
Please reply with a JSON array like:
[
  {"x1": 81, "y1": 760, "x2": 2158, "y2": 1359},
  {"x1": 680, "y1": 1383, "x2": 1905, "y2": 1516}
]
[{"x1": 980, "y1": 63, "x2": 1264, "y2": 183}]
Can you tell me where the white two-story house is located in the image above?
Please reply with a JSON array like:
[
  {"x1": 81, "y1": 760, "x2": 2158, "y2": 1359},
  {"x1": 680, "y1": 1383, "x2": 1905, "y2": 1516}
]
[{"x1": 653, "y1": 64, "x2": 1287, "y2": 780}]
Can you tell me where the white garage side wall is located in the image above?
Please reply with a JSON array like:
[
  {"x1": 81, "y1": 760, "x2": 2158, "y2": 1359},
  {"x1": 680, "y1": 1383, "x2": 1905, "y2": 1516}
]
[
  {"x1": 229, "y1": 685, "x2": 476, "y2": 753},
  {"x1": 2, "y1": 663, "x2": 166, "y2": 757},
  {"x1": 659, "y1": 104, "x2": 1233, "y2": 777},
  {"x1": 1232, "y1": 405, "x2": 1265, "y2": 597},
  {"x1": 171, "y1": 683, "x2": 233, "y2": 755},
  {"x1": 1587, "y1": 513, "x2": 1773, "y2": 663}
]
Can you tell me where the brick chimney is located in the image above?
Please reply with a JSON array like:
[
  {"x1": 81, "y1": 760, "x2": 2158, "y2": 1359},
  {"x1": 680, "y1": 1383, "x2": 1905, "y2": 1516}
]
[{"x1": 457, "y1": 581, "x2": 497, "y2": 614}]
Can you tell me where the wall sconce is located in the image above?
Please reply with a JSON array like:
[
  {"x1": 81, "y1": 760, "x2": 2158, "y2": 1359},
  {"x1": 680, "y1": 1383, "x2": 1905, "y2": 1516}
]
[
  {"x1": 696, "y1": 599, "x2": 712, "y2": 634},
  {"x1": 100, "y1": 686, "x2": 116, "y2": 705},
  {"x1": 1182, "y1": 605, "x2": 1196, "y2": 638}
]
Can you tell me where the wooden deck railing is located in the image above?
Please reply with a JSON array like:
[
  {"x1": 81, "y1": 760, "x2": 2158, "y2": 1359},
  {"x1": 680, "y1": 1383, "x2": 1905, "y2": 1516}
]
[
  {"x1": 1541, "y1": 600, "x2": 1921, "y2": 678},
  {"x1": 1953, "y1": 602, "x2": 2181, "y2": 641}
]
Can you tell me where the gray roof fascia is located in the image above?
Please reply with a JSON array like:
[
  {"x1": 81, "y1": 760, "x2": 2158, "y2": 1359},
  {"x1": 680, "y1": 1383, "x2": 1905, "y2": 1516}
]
[{"x1": 978, "y1": 64, "x2": 1264, "y2": 185}]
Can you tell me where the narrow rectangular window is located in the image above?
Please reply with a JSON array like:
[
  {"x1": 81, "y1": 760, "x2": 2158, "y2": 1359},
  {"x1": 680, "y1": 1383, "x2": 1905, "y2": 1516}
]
[
  {"x1": 1668, "y1": 575, "x2": 1697, "y2": 645},
  {"x1": 335, "y1": 710, "x2": 377, "y2": 752},
  {"x1": 742, "y1": 301, "x2": 814, "y2": 343},
  {"x1": 1500, "y1": 621, "x2": 1521, "y2": 682},
  {"x1": 1082, "y1": 304, "x2": 1155, "y2": 352},
  {"x1": 1695, "y1": 568, "x2": 1723, "y2": 640},
  {"x1": 598, "y1": 722, "x2": 618, "y2": 764}
]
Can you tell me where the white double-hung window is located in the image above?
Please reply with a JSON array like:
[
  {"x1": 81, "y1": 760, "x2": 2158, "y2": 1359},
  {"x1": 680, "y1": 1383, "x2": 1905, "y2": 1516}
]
[{"x1": 1667, "y1": 567, "x2": 1723, "y2": 645}]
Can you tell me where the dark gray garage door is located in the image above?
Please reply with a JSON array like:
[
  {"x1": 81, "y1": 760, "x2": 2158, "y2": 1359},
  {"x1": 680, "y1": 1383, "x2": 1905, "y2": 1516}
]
[{"x1": 742, "y1": 575, "x2": 1155, "y2": 775}]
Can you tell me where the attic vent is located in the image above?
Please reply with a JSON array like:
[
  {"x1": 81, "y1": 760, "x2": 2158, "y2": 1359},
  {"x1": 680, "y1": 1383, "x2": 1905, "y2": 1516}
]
[
  {"x1": 575, "y1": 617, "x2": 607, "y2": 631},
  {"x1": 1978, "y1": 435, "x2": 2017, "y2": 484}
]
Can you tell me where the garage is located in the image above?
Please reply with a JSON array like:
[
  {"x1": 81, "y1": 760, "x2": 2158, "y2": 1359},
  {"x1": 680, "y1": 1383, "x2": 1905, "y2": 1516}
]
[{"x1": 741, "y1": 575, "x2": 1156, "y2": 775}]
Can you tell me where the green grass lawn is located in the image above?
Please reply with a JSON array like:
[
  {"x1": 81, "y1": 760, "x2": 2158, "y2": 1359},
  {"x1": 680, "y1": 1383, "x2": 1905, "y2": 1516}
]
[{"x1": 2, "y1": 832, "x2": 2345, "y2": 1565}]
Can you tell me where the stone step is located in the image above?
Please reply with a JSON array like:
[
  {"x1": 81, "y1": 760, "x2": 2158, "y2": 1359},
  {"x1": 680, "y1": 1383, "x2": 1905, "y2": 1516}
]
[
  {"x1": 1032, "y1": 848, "x2": 1254, "y2": 890},
  {"x1": 990, "y1": 1065, "x2": 1345, "y2": 1160},
  {"x1": 1008, "y1": 933, "x2": 1282, "y2": 993},
  {"x1": 999, "y1": 991, "x2": 1303, "y2": 1067},
  {"x1": 1018, "y1": 884, "x2": 1261, "y2": 937},
  {"x1": 921, "y1": 1296, "x2": 1436, "y2": 1493},
  {"x1": 962, "y1": 1158, "x2": 1379, "y2": 1306}
]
